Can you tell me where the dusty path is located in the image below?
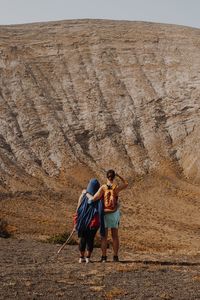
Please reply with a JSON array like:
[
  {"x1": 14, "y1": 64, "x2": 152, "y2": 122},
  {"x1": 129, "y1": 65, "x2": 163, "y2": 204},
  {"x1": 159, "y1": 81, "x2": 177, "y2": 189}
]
[{"x1": 1, "y1": 238, "x2": 200, "y2": 299}]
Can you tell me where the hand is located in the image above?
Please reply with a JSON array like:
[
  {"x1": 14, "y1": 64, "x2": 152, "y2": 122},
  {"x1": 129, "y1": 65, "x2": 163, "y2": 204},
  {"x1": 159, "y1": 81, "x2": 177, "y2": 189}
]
[{"x1": 88, "y1": 199, "x2": 94, "y2": 204}]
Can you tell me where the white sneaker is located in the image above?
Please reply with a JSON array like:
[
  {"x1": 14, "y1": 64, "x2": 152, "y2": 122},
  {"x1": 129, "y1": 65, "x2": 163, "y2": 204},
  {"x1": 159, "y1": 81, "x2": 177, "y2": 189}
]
[
  {"x1": 79, "y1": 257, "x2": 86, "y2": 263},
  {"x1": 85, "y1": 257, "x2": 90, "y2": 264}
]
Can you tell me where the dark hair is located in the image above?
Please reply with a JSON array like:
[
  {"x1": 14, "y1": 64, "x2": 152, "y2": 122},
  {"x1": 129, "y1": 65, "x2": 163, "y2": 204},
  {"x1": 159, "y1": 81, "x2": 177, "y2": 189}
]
[{"x1": 106, "y1": 169, "x2": 115, "y2": 180}]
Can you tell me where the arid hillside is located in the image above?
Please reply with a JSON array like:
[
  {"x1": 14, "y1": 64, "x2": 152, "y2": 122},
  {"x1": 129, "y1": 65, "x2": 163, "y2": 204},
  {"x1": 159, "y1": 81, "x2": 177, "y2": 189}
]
[{"x1": 0, "y1": 20, "x2": 200, "y2": 253}]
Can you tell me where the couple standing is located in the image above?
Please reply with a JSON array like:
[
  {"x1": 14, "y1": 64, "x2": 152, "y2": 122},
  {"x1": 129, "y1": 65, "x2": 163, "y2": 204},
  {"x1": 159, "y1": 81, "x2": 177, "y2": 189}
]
[{"x1": 75, "y1": 169, "x2": 128, "y2": 263}]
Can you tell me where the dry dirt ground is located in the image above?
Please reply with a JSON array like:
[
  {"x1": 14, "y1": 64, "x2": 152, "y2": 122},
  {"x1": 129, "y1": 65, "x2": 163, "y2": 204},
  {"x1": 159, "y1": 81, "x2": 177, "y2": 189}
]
[
  {"x1": 1, "y1": 238, "x2": 200, "y2": 300},
  {"x1": 1, "y1": 174, "x2": 200, "y2": 299},
  {"x1": 1, "y1": 173, "x2": 200, "y2": 254}
]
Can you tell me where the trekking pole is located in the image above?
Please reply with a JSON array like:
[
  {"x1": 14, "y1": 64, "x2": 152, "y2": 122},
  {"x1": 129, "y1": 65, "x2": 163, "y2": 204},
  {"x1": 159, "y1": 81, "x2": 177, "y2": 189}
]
[{"x1": 57, "y1": 228, "x2": 76, "y2": 254}]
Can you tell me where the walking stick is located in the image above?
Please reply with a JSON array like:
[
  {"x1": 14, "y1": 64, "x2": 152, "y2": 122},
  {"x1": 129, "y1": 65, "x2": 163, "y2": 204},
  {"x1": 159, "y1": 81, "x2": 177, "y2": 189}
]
[{"x1": 57, "y1": 228, "x2": 76, "y2": 254}]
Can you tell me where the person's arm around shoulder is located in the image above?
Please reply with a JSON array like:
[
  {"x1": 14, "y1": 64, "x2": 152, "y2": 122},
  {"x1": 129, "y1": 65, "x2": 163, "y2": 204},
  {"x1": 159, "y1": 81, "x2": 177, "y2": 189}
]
[
  {"x1": 87, "y1": 185, "x2": 104, "y2": 204},
  {"x1": 115, "y1": 173, "x2": 128, "y2": 193}
]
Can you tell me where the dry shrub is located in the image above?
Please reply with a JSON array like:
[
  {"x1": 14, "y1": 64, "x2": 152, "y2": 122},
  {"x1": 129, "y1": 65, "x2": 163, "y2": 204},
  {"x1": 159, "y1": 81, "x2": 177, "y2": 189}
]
[
  {"x1": 104, "y1": 287, "x2": 127, "y2": 299},
  {"x1": 0, "y1": 219, "x2": 11, "y2": 238},
  {"x1": 94, "y1": 235, "x2": 102, "y2": 248},
  {"x1": 115, "y1": 263, "x2": 141, "y2": 273},
  {"x1": 193, "y1": 275, "x2": 200, "y2": 282},
  {"x1": 159, "y1": 292, "x2": 173, "y2": 299},
  {"x1": 46, "y1": 230, "x2": 78, "y2": 245}
]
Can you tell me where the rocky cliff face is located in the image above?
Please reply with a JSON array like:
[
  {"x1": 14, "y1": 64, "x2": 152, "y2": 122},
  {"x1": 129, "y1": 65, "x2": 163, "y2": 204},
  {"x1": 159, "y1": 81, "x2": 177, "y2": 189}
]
[
  {"x1": 0, "y1": 19, "x2": 200, "y2": 192},
  {"x1": 1, "y1": 20, "x2": 200, "y2": 252}
]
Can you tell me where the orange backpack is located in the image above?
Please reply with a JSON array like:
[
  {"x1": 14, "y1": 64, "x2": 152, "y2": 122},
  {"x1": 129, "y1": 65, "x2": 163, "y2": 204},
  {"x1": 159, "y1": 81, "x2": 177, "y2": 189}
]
[{"x1": 103, "y1": 184, "x2": 118, "y2": 213}]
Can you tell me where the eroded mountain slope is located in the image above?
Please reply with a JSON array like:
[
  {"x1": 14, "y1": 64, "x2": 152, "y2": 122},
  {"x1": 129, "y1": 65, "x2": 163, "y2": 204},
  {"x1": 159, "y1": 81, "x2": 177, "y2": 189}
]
[{"x1": 0, "y1": 20, "x2": 200, "y2": 252}]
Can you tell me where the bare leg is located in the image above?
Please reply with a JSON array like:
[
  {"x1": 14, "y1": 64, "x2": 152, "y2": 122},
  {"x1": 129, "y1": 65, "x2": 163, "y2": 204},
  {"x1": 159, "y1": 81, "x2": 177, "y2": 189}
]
[
  {"x1": 101, "y1": 228, "x2": 108, "y2": 256},
  {"x1": 111, "y1": 228, "x2": 119, "y2": 256}
]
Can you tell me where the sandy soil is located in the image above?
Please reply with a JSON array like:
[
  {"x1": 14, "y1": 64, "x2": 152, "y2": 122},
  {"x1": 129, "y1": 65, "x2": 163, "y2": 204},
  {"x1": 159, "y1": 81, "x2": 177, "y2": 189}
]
[{"x1": 1, "y1": 174, "x2": 200, "y2": 254}]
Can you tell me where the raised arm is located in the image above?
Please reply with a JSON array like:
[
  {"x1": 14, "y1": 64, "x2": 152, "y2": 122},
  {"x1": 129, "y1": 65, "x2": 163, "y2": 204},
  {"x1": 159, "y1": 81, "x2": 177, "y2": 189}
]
[{"x1": 116, "y1": 173, "x2": 128, "y2": 192}]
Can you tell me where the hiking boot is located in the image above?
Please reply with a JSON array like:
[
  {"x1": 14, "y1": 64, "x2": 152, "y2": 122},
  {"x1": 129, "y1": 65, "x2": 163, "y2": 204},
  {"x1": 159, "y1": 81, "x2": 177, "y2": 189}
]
[
  {"x1": 100, "y1": 256, "x2": 107, "y2": 263},
  {"x1": 79, "y1": 257, "x2": 86, "y2": 263},
  {"x1": 113, "y1": 255, "x2": 119, "y2": 262},
  {"x1": 85, "y1": 257, "x2": 91, "y2": 264}
]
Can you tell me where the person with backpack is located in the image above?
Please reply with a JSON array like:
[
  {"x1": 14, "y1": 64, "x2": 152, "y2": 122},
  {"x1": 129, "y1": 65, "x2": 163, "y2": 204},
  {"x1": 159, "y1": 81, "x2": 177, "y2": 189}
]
[
  {"x1": 87, "y1": 170, "x2": 128, "y2": 262},
  {"x1": 74, "y1": 178, "x2": 105, "y2": 263}
]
